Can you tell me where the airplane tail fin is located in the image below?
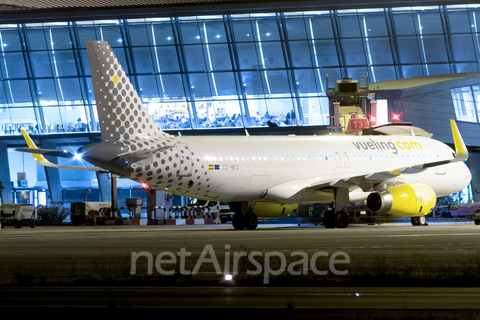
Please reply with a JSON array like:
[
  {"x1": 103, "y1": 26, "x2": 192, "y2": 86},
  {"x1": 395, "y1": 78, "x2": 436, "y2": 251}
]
[{"x1": 86, "y1": 40, "x2": 168, "y2": 142}]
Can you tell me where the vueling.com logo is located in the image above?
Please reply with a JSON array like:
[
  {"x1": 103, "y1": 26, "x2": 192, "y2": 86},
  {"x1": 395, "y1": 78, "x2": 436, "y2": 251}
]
[{"x1": 352, "y1": 139, "x2": 423, "y2": 155}]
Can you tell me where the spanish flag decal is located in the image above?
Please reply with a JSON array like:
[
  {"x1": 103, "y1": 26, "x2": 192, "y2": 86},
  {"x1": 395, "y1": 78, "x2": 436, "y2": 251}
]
[{"x1": 208, "y1": 165, "x2": 214, "y2": 170}]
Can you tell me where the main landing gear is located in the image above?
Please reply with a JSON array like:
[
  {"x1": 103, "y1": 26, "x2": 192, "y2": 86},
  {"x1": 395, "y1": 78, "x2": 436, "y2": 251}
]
[
  {"x1": 411, "y1": 216, "x2": 428, "y2": 226},
  {"x1": 323, "y1": 210, "x2": 349, "y2": 229},
  {"x1": 232, "y1": 212, "x2": 258, "y2": 230}
]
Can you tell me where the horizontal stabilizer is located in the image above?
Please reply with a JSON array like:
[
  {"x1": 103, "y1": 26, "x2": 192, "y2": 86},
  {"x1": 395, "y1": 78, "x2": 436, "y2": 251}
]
[
  {"x1": 16, "y1": 148, "x2": 75, "y2": 159},
  {"x1": 18, "y1": 129, "x2": 107, "y2": 172}
]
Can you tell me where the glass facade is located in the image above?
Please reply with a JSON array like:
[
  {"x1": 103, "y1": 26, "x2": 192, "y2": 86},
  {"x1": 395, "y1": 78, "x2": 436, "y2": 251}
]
[
  {"x1": 2, "y1": 5, "x2": 480, "y2": 135},
  {"x1": 451, "y1": 85, "x2": 480, "y2": 122}
]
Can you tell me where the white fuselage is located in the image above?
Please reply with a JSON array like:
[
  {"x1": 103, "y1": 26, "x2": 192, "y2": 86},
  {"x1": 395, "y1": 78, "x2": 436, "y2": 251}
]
[{"x1": 114, "y1": 133, "x2": 471, "y2": 205}]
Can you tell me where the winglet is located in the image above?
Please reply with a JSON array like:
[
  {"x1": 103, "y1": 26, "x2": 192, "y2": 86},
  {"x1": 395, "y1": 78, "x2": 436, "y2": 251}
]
[
  {"x1": 450, "y1": 119, "x2": 468, "y2": 161},
  {"x1": 20, "y1": 128, "x2": 48, "y2": 163}
]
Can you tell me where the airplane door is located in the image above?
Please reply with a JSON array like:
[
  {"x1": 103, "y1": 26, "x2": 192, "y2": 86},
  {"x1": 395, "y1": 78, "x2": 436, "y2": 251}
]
[
  {"x1": 343, "y1": 152, "x2": 350, "y2": 168},
  {"x1": 175, "y1": 143, "x2": 193, "y2": 177},
  {"x1": 430, "y1": 143, "x2": 446, "y2": 175},
  {"x1": 334, "y1": 152, "x2": 342, "y2": 168}
]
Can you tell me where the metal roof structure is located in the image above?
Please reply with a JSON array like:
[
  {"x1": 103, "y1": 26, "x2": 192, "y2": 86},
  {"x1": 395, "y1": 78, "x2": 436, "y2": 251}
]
[{"x1": 0, "y1": 0, "x2": 474, "y2": 22}]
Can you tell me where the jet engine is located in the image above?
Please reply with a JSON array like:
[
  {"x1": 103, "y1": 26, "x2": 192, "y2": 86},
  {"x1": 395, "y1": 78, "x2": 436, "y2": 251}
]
[{"x1": 366, "y1": 184, "x2": 436, "y2": 217}]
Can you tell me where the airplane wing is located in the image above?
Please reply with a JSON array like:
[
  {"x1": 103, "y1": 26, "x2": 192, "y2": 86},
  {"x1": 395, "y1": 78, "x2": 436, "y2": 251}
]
[
  {"x1": 16, "y1": 129, "x2": 107, "y2": 172},
  {"x1": 264, "y1": 120, "x2": 468, "y2": 200}
]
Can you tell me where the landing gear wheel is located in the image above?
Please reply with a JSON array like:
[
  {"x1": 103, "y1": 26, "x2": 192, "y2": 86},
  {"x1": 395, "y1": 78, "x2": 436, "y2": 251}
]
[
  {"x1": 14, "y1": 221, "x2": 21, "y2": 229},
  {"x1": 244, "y1": 212, "x2": 258, "y2": 230},
  {"x1": 411, "y1": 217, "x2": 419, "y2": 226},
  {"x1": 323, "y1": 210, "x2": 336, "y2": 228},
  {"x1": 232, "y1": 213, "x2": 245, "y2": 230},
  {"x1": 418, "y1": 215, "x2": 427, "y2": 226},
  {"x1": 335, "y1": 211, "x2": 349, "y2": 228},
  {"x1": 411, "y1": 216, "x2": 427, "y2": 226},
  {"x1": 475, "y1": 220, "x2": 480, "y2": 225}
]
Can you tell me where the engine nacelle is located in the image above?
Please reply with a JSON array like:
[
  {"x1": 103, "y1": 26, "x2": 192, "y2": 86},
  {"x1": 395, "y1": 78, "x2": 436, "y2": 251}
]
[{"x1": 367, "y1": 184, "x2": 436, "y2": 217}]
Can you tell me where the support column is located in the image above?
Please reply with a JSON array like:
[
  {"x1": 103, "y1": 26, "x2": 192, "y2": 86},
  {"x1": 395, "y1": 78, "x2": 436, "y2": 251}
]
[
  {"x1": 96, "y1": 172, "x2": 111, "y2": 202},
  {"x1": 40, "y1": 140, "x2": 62, "y2": 204},
  {"x1": 111, "y1": 176, "x2": 117, "y2": 212},
  {"x1": 467, "y1": 154, "x2": 480, "y2": 203},
  {"x1": 0, "y1": 143, "x2": 13, "y2": 204}
]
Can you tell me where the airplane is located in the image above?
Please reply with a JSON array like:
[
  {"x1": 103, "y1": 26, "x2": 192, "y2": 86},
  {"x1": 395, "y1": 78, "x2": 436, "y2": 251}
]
[{"x1": 16, "y1": 40, "x2": 472, "y2": 230}]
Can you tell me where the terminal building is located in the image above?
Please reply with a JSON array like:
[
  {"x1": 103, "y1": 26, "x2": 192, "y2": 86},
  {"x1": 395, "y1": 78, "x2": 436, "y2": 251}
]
[{"x1": 0, "y1": 0, "x2": 480, "y2": 207}]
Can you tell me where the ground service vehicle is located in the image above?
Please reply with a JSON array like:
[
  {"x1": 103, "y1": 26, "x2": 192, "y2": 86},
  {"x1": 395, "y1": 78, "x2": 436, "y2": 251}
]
[
  {"x1": 472, "y1": 208, "x2": 480, "y2": 225},
  {"x1": 70, "y1": 202, "x2": 113, "y2": 226},
  {"x1": 0, "y1": 203, "x2": 36, "y2": 229},
  {"x1": 186, "y1": 199, "x2": 230, "y2": 222}
]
